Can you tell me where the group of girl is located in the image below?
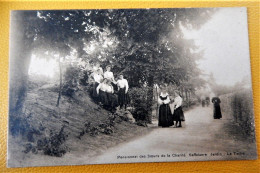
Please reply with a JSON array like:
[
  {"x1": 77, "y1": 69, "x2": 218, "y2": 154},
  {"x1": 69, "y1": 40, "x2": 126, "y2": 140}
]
[
  {"x1": 158, "y1": 88, "x2": 185, "y2": 128},
  {"x1": 89, "y1": 63, "x2": 129, "y2": 112}
]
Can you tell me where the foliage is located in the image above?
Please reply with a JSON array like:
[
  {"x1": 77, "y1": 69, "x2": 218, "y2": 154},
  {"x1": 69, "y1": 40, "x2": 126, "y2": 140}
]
[
  {"x1": 128, "y1": 87, "x2": 151, "y2": 121},
  {"x1": 62, "y1": 64, "x2": 83, "y2": 97},
  {"x1": 231, "y1": 90, "x2": 255, "y2": 137},
  {"x1": 22, "y1": 125, "x2": 69, "y2": 157},
  {"x1": 23, "y1": 9, "x2": 215, "y2": 89},
  {"x1": 10, "y1": 8, "x2": 217, "y2": 134},
  {"x1": 220, "y1": 89, "x2": 255, "y2": 140},
  {"x1": 78, "y1": 111, "x2": 135, "y2": 139},
  {"x1": 209, "y1": 74, "x2": 250, "y2": 96},
  {"x1": 37, "y1": 126, "x2": 69, "y2": 157}
]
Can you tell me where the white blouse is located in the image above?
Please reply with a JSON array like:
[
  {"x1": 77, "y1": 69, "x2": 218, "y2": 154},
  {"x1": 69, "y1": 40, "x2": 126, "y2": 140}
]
[
  {"x1": 158, "y1": 92, "x2": 170, "y2": 105},
  {"x1": 96, "y1": 83, "x2": 114, "y2": 94},
  {"x1": 93, "y1": 73, "x2": 103, "y2": 83},
  {"x1": 117, "y1": 79, "x2": 129, "y2": 92},
  {"x1": 173, "y1": 96, "x2": 183, "y2": 109},
  {"x1": 104, "y1": 71, "x2": 114, "y2": 81}
]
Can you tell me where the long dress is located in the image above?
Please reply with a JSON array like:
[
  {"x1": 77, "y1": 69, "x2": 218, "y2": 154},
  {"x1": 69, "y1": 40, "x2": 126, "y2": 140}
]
[
  {"x1": 90, "y1": 73, "x2": 103, "y2": 102},
  {"x1": 158, "y1": 94, "x2": 173, "y2": 127},
  {"x1": 173, "y1": 107, "x2": 185, "y2": 121},
  {"x1": 97, "y1": 83, "x2": 109, "y2": 106},
  {"x1": 106, "y1": 92, "x2": 118, "y2": 110},
  {"x1": 172, "y1": 96, "x2": 185, "y2": 122},
  {"x1": 104, "y1": 84, "x2": 118, "y2": 112},
  {"x1": 118, "y1": 87, "x2": 130, "y2": 107},
  {"x1": 212, "y1": 97, "x2": 222, "y2": 119}
]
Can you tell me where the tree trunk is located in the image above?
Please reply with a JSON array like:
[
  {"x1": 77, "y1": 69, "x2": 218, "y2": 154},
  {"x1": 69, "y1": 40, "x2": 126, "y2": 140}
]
[
  {"x1": 188, "y1": 90, "x2": 190, "y2": 107},
  {"x1": 155, "y1": 85, "x2": 159, "y2": 118},
  {"x1": 146, "y1": 76, "x2": 154, "y2": 123},
  {"x1": 185, "y1": 90, "x2": 189, "y2": 107},
  {"x1": 9, "y1": 12, "x2": 33, "y2": 116},
  {"x1": 56, "y1": 58, "x2": 62, "y2": 107}
]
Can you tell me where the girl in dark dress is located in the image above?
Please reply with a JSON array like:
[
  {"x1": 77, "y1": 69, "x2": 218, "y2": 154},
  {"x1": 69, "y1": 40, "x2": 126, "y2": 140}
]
[
  {"x1": 89, "y1": 69, "x2": 103, "y2": 103},
  {"x1": 212, "y1": 97, "x2": 222, "y2": 119},
  {"x1": 117, "y1": 75, "x2": 130, "y2": 110},
  {"x1": 158, "y1": 91, "x2": 174, "y2": 127},
  {"x1": 96, "y1": 79, "x2": 109, "y2": 106},
  {"x1": 172, "y1": 93, "x2": 185, "y2": 128},
  {"x1": 106, "y1": 80, "x2": 118, "y2": 112}
]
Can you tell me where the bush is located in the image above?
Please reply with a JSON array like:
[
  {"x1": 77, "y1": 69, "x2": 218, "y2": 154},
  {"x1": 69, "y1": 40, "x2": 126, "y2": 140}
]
[
  {"x1": 220, "y1": 89, "x2": 255, "y2": 139},
  {"x1": 62, "y1": 65, "x2": 84, "y2": 97},
  {"x1": 39, "y1": 126, "x2": 69, "y2": 157},
  {"x1": 77, "y1": 113, "x2": 117, "y2": 139},
  {"x1": 128, "y1": 87, "x2": 151, "y2": 121},
  {"x1": 231, "y1": 90, "x2": 255, "y2": 137}
]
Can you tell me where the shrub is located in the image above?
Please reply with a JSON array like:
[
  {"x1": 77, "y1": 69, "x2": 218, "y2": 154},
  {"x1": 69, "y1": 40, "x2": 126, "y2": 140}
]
[
  {"x1": 62, "y1": 65, "x2": 84, "y2": 97},
  {"x1": 220, "y1": 89, "x2": 255, "y2": 140},
  {"x1": 231, "y1": 90, "x2": 255, "y2": 137},
  {"x1": 39, "y1": 126, "x2": 69, "y2": 157},
  {"x1": 128, "y1": 87, "x2": 151, "y2": 121}
]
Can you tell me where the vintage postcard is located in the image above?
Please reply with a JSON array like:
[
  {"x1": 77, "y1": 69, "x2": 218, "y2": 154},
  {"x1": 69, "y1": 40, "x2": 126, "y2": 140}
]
[{"x1": 7, "y1": 7, "x2": 257, "y2": 167}]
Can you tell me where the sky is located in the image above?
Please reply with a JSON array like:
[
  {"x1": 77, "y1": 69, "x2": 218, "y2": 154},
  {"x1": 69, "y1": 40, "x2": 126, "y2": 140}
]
[{"x1": 183, "y1": 7, "x2": 251, "y2": 86}]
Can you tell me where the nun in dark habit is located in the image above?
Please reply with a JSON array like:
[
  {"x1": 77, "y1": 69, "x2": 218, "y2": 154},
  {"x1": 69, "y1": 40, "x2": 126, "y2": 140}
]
[
  {"x1": 211, "y1": 96, "x2": 222, "y2": 119},
  {"x1": 158, "y1": 87, "x2": 174, "y2": 127}
]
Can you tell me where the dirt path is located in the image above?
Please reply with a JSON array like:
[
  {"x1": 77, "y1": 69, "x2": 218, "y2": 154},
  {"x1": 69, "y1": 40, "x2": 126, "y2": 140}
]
[
  {"x1": 89, "y1": 106, "x2": 257, "y2": 164},
  {"x1": 9, "y1": 106, "x2": 257, "y2": 167}
]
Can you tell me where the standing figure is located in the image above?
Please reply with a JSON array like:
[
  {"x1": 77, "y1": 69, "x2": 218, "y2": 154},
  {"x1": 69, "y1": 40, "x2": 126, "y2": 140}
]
[
  {"x1": 212, "y1": 97, "x2": 222, "y2": 119},
  {"x1": 106, "y1": 80, "x2": 118, "y2": 112},
  {"x1": 116, "y1": 74, "x2": 129, "y2": 110},
  {"x1": 104, "y1": 65, "x2": 117, "y2": 91},
  {"x1": 202, "y1": 100, "x2": 205, "y2": 107},
  {"x1": 205, "y1": 97, "x2": 210, "y2": 107},
  {"x1": 96, "y1": 79, "x2": 109, "y2": 106},
  {"x1": 173, "y1": 93, "x2": 185, "y2": 128},
  {"x1": 158, "y1": 89, "x2": 174, "y2": 127},
  {"x1": 89, "y1": 68, "x2": 103, "y2": 103},
  {"x1": 92, "y1": 62, "x2": 103, "y2": 75},
  {"x1": 104, "y1": 65, "x2": 115, "y2": 82},
  {"x1": 96, "y1": 79, "x2": 118, "y2": 112}
]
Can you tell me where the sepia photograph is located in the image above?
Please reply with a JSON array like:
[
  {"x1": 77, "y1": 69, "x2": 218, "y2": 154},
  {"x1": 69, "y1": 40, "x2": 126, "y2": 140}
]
[{"x1": 7, "y1": 7, "x2": 257, "y2": 167}]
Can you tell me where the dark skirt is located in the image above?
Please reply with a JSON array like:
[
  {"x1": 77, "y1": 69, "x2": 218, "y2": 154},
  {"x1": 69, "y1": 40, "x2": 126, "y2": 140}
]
[
  {"x1": 99, "y1": 90, "x2": 108, "y2": 105},
  {"x1": 106, "y1": 92, "x2": 118, "y2": 108},
  {"x1": 92, "y1": 82, "x2": 99, "y2": 97},
  {"x1": 213, "y1": 104, "x2": 222, "y2": 119},
  {"x1": 173, "y1": 107, "x2": 185, "y2": 121},
  {"x1": 118, "y1": 87, "x2": 130, "y2": 106},
  {"x1": 158, "y1": 104, "x2": 174, "y2": 127}
]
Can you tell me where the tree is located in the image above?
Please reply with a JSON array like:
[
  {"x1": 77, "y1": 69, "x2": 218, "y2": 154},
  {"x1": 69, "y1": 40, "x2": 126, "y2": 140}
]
[
  {"x1": 9, "y1": 11, "x2": 37, "y2": 115},
  {"x1": 9, "y1": 9, "x2": 216, "y2": 124},
  {"x1": 98, "y1": 9, "x2": 215, "y2": 122}
]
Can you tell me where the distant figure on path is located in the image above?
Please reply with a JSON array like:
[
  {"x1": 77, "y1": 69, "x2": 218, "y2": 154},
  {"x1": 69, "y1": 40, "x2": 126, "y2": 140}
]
[
  {"x1": 205, "y1": 97, "x2": 210, "y2": 107},
  {"x1": 116, "y1": 74, "x2": 129, "y2": 110},
  {"x1": 158, "y1": 88, "x2": 174, "y2": 128},
  {"x1": 212, "y1": 97, "x2": 222, "y2": 119},
  {"x1": 202, "y1": 100, "x2": 205, "y2": 107},
  {"x1": 173, "y1": 93, "x2": 185, "y2": 128}
]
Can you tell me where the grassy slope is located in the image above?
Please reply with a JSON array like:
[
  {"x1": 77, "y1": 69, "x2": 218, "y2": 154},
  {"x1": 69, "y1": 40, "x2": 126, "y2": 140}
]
[{"x1": 8, "y1": 83, "x2": 150, "y2": 167}]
